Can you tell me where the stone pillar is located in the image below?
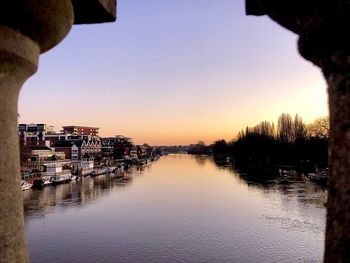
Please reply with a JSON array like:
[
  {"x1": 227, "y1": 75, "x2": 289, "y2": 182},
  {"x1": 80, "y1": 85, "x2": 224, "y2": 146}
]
[
  {"x1": 245, "y1": 0, "x2": 350, "y2": 261},
  {"x1": 285, "y1": 18, "x2": 350, "y2": 263},
  {"x1": 0, "y1": 2, "x2": 74, "y2": 262},
  {"x1": 0, "y1": 1, "x2": 116, "y2": 261},
  {"x1": 0, "y1": 26, "x2": 39, "y2": 263},
  {"x1": 321, "y1": 55, "x2": 350, "y2": 262}
]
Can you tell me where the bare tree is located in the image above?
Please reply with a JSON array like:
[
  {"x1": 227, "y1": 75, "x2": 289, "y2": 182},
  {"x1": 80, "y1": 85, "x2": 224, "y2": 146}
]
[
  {"x1": 277, "y1": 113, "x2": 294, "y2": 143},
  {"x1": 294, "y1": 114, "x2": 307, "y2": 140},
  {"x1": 307, "y1": 116, "x2": 330, "y2": 139}
]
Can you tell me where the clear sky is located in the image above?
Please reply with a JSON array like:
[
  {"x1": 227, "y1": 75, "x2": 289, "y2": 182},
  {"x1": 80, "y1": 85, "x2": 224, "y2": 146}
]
[{"x1": 18, "y1": 0, "x2": 328, "y2": 145}]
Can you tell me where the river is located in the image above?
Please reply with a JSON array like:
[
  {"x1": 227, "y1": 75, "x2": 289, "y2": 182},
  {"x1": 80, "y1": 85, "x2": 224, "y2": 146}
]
[{"x1": 24, "y1": 154, "x2": 326, "y2": 262}]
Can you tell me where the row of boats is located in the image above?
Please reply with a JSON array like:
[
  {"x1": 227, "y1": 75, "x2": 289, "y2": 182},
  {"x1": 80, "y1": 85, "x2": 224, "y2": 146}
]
[
  {"x1": 21, "y1": 166, "x2": 124, "y2": 191},
  {"x1": 278, "y1": 167, "x2": 328, "y2": 187},
  {"x1": 21, "y1": 174, "x2": 78, "y2": 191},
  {"x1": 21, "y1": 156, "x2": 160, "y2": 191}
]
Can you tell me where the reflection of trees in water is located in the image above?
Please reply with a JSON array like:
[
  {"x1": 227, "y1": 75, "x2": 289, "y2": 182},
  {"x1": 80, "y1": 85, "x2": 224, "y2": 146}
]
[
  {"x1": 194, "y1": 155, "x2": 207, "y2": 166},
  {"x1": 23, "y1": 174, "x2": 134, "y2": 220},
  {"x1": 212, "y1": 157, "x2": 326, "y2": 209}
]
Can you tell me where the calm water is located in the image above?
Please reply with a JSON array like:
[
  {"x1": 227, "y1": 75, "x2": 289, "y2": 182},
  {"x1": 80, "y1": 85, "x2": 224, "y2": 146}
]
[{"x1": 24, "y1": 154, "x2": 326, "y2": 262}]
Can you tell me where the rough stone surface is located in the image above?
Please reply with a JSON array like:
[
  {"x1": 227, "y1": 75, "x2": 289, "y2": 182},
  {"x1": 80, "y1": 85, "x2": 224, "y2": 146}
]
[
  {"x1": 72, "y1": 0, "x2": 117, "y2": 24},
  {"x1": 324, "y1": 58, "x2": 350, "y2": 262},
  {"x1": 0, "y1": 1, "x2": 77, "y2": 261},
  {"x1": 0, "y1": 1, "x2": 117, "y2": 261},
  {"x1": 0, "y1": 0, "x2": 73, "y2": 53},
  {"x1": 0, "y1": 26, "x2": 40, "y2": 263},
  {"x1": 246, "y1": 1, "x2": 350, "y2": 262}
]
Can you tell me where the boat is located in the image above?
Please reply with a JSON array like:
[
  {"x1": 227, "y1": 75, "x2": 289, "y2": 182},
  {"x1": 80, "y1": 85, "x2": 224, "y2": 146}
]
[
  {"x1": 50, "y1": 175, "x2": 72, "y2": 185},
  {"x1": 106, "y1": 166, "x2": 117, "y2": 173},
  {"x1": 90, "y1": 168, "x2": 107, "y2": 177},
  {"x1": 21, "y1": 180, "x2": 33, "y2": 191},
  {"x1": 43, "y1": 179, "x2": 53, "y2": 186},
  {"x1": 304, "y1": 169, "x2": 328, "y2": 187},
  {"x1": 44, "y1": 159, "x2": 72, "y2": 185},
  {"x1": 32, "y1": 178, "x2": 52, "y2": 188},
  {"x1": 278, "y1": 168, "x2": 296, "y2": 177}
]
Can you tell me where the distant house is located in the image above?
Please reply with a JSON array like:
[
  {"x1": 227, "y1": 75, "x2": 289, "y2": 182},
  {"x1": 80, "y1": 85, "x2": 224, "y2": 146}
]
[
  {"x1": 130, "y1": 147, "x2": 138, "y2": 160},
  {"x1": 103, "y1": 135, "x2": 134, "y2": 160},
  {"x1": 54, "y1": 140, "x2": 83, "y2": 160},
  {"x1": 62, "y1": 126, "x2": 99, "y2": 137},
  {"x1": 18, "y1": 123, "x2": 56, "y2": 146},
  {"x1": 28, "y1": 145, "x2": 65, "y2": 170},
  {"x1": 101, "y1": 140, "x2": 114, "y2": 165},
  {"x1": 54, "y1": 139, "x2": 102, "y2": 161},
  {"x1": 137, "y1": 145, "x2": 148, "y2": 159},
  {"x1": 80, "y1": 153, "x2": 94, "y2": 175}
]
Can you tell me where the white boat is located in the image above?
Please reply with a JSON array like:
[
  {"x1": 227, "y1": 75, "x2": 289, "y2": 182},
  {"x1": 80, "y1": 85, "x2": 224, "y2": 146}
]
[
  {"x1": 106, "y1": 166, "x2": 117, "y2": 173},
  {"x1": 50, "y1": 175, "x2": 72, "y2": 185},
  {"x1": 90, "y1": 168, "x2": 107, "y2": 176},
  {"x1": 70, "y1": 175, "x2": 77, "y2": 181},
  {"x1": 21, "y1": 181, "x2": 32, "y2": 191},
  {"x1": 43, "y1": 179, "x2": 52, "y2": 186},
  {"x1": 44, "y1": 159, "x2": 72, "y2": 185},
  {"x1": 32, "y1": 178, "x2": 52, "y2": 188}
]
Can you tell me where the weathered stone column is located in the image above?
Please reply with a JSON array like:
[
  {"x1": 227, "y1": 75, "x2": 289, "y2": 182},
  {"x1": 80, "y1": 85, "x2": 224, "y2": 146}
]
[
  {"x1": 322, "y1": 54, "x2": 350, "y2": 262},
  {"x1": 0, "y1": 26, "x2": 39, "y2": 262},
  {"x1": 246, "y1": 0, "x2": 350, "y2": 261},
  {"x1": 0, "y1": 1, "x2": 116, "y2": 261}
]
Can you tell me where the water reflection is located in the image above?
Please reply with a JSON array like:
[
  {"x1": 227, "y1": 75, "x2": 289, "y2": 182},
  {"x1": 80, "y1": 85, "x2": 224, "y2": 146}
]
[
  {"x1": 23, "y1": 172, "x2": 134, "y2": 220},
  {"x1": 25, "y1": 154, "x2": 325, "y2": 263},
  {"x1": 212, "y1": 157, "x2": 326, "y2": 210},
  {"x1": 194, "y1": 155, "x2": 207, "y2": 166}
]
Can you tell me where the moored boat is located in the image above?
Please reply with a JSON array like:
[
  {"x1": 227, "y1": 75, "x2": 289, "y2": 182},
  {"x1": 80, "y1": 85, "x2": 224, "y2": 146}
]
[
  {"x1": 50, "y1": 175, "x2": 72, "y2": 185},
  {"x1": 32, "y1": 178, "x2": 52, "y2": 188},
  {"x1": 44, "y1": 159, "x2": 72, "y2": 185},
  {"x1": 21, "y1": 180, "x2": 33, "y2": 191},
  {"x1": 90, "y1": 168, "x2": 107, "y2": 177},
  {"x1": 304, "y1": 169, "x2": 328, "y2": 187}
]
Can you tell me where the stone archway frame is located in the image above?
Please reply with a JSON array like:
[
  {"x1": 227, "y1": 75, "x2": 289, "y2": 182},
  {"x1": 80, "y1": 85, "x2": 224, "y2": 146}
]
[
  {"x1": 246, "y1": 0, "x2": 350, "y2": 262},
  {"x1": 0, "y1": 1, "x2": 116, "y2": 262}
]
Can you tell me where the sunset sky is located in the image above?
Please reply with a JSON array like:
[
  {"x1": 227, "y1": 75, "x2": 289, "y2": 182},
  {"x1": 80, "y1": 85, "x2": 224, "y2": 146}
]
[{"x1": 18, "y1": 0, "x2": 328, "y2": 145}]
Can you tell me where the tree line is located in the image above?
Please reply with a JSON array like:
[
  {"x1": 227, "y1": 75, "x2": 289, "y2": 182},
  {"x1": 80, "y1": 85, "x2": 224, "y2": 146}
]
[{"x1": 190, "y1": 113, "x2": 329, "y2": 170}]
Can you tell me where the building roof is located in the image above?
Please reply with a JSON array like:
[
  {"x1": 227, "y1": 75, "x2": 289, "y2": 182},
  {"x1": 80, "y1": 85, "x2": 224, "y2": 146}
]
[
  {"x1": 48, "y1": 154, "x2": 58, "y2": 161},
  {"x1": 62, "y1": 126, "x2": 99, "y2": 130},
  {"x1": 30, "y1": 145, "x2": 52, "y2": 151},
  {"x1": 54, "y1": 140, "x2": 84, "y2": 148}
]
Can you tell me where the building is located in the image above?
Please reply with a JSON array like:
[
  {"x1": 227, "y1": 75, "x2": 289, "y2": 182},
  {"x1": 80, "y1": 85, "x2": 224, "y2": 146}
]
[
  {"x1": 28, "y1": 145, "x2": 65, "y2": 170},
  {"x1": 43, "y1": 157, "x2": 71, "y2": 179},
  {"x1": 54, "y1": 139, "x2": 102, "y2": 161},
  {"x1": 19, "y1": 124, "x2": 101, "y2": 147},
  {"x1": 104, "y1": 135, "x2": 134, "y2": 160},
  {"x1": 62, "y1": 126, "x2": 99, "y2": 136},
  {"x1": 101, "y1": 139, "x2": 114, "y2": 165},
  {"x1": 79, "y1": 153, "x2": 94, "y2": 175},
  {"x1": 18, "y1": 123, "x2": 56, "y2": 146},
  {"x1": 129, "y1": 147, "x2": 138, "y2": 160}
]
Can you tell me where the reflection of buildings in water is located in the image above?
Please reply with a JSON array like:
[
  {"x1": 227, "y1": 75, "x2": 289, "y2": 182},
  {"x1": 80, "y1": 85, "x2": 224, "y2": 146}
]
[{"x1": 23, "y1": 175, "x2": 134, "y2": 220}]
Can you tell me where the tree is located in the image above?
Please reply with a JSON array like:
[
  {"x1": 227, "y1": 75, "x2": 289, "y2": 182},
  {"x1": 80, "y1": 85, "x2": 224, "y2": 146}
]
[
  {"x1": 277, "y1": 113, "x2": 294, "y2": 143},
  {"x1": 307, "y1": 116, "x2": 330, "y2": 139},
  {"x1": 294, "y1": 114, "x2": 307, "y2": 141},
  {"x1": 212, "y1": 139, "x2": 229, "y2": 155}
]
